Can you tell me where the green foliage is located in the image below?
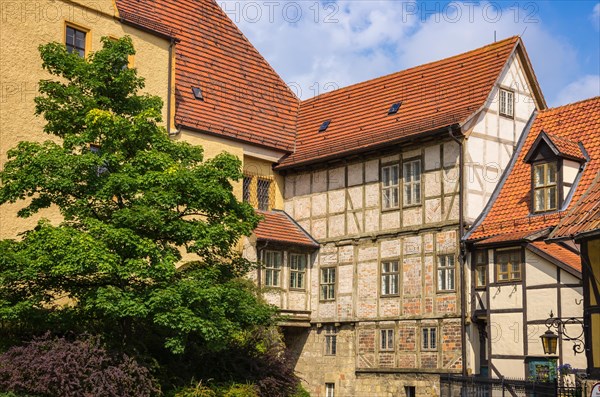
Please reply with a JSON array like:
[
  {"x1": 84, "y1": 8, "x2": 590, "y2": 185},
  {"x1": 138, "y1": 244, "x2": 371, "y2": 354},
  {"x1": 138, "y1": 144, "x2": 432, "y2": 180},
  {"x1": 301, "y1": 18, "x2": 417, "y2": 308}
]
[
  {"x1": 0, "y1": 36, "x2": 275, "y2": 356},
  {"x1": 172, "y1": 382, "x2": 217, "y2": 397},
  {"x1": 291, "y1": 384, "x2": 311, "y2": 397},
  {"x1": 171, "y1": 382, "x2": 258, "y2": 397},
  {"x1": 220, "y1": 383, "x2": 259, "y2": 397}
]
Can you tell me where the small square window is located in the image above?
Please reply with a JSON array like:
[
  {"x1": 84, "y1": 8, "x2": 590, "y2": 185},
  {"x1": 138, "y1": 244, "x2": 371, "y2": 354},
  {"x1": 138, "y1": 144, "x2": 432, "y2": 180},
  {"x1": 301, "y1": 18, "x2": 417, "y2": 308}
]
[
  {"x1": 324, "y1": 326, "x2": 337, "y2": 356},
  {"x1": 242, "y1": 175, "x2": 273, "y2": 210},
  {"x1": 437, "y1": 255, "x2": 455, "y2": 291},
  {"x1": 499, "y1": 89, "x2": 514, "y2": 118},
  {"x1": 422, "y1": 327, "x2": 437, "y2": 351},
  {"x1": 320, "y1": 268, "x2": 336, "y2": 300},
  {"x1": 66, "y1": 25, "x2": 87, "y2": 58},
  {"x1": 496, "y1": 249, "x2": 521, "y2": 282},
  {"x1": 380, "y1": 329, "x2": 394, "y2": 351},
  {"x1": 290, "y1": 254, "x2": 307, "y2": 289}
]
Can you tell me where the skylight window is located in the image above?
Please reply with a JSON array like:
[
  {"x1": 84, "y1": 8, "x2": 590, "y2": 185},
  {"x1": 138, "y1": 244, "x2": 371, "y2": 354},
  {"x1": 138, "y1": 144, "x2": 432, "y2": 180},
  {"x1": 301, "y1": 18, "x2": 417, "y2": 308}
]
[
  {"x1": 191, "y1": 86, "x2": 204, "y2": 100},
  {"x1": 319, "y1": 120, "x2": 331, "y2": 132},
  {"x1": 388, "y1": 101, "x2": 402, "y2": 115}
]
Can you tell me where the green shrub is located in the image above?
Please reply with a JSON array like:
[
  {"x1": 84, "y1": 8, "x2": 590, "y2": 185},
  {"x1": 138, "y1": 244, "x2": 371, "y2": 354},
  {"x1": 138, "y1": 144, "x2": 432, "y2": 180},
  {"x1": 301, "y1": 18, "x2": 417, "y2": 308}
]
[
  {"x1": 172, "y1": 382, "x2": 216, "y2": 397},
  {"x1": 221, "y1": 383, "x2": 258, "y2": 397},
  {"x1": 291, "y1": 384, "x2": 311, "y2": 397}
]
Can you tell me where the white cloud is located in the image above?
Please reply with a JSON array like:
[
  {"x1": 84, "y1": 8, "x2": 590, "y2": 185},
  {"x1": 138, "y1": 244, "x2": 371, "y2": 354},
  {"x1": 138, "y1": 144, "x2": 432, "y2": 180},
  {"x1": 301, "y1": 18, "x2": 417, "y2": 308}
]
[
  {"x1": 555, "y1": 75, "x2": 600, "y2": 106},
  {"x1": 592, "y1": 3, "x2": 600, "y2": 30},
  {"x1": 218, "y1": 1, "x2": 582, "y2": 106}
]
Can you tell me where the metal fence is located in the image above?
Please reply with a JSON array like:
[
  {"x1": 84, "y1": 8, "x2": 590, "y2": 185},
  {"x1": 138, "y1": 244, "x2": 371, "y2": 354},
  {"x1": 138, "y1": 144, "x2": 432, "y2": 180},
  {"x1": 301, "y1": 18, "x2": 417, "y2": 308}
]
[{"x1": 440, "y1": 374, "x2": 558, "y2": 397}]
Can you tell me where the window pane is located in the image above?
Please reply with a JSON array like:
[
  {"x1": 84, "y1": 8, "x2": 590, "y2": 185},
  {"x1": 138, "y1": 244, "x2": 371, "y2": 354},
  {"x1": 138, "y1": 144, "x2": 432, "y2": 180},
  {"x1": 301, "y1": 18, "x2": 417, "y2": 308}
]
[
  {"x1": 430, "y1": 328, "x2": 437, "y2": 349},
  {"x1": 547, "y1": 163, "x2": 557, "y2": 184},
  {"x1": 422, "y1": 329, "x2": 428, "y2": 349},
  {"x1": 534, "y1": 165, "x2": 545, "y2": 187},
  {"x1": 257, "y1": 179, "x2": 271, "y2": 210},
  {"x1": 548, "y1": 186, "x2": 557, "y2": 209},
  {"x1": 243, "y1": 176, "x2": 252, "y2": 203},
  {"x1": 535, "y1": 189, "x2": 545, "y2": 211},
  {"x1": 391, "y1": 274, "x2": 398, "y2": 294},
  {"x1": 414, "y1": 183, "x2": 421, "y2": 204}
]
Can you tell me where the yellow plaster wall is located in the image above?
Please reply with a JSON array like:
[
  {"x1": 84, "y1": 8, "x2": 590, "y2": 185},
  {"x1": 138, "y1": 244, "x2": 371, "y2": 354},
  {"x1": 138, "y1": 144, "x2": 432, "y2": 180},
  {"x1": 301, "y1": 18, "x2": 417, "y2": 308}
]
[
  {"x1": 243, "y1": 155, "x2": 284, "y2": 210},
  {"x1": 0, "y1": 0, "x2": 171, "y2": 239},
  {"x1": 589, "y1": 238, "x2": 600, "y2": 369}
]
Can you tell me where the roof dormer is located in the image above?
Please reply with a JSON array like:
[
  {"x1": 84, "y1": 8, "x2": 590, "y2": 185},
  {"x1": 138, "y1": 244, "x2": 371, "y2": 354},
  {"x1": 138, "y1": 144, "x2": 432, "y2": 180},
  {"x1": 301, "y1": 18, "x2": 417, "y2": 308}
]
[{"x1": 524, "y1": 131, "x2": 588, "y2": 214}]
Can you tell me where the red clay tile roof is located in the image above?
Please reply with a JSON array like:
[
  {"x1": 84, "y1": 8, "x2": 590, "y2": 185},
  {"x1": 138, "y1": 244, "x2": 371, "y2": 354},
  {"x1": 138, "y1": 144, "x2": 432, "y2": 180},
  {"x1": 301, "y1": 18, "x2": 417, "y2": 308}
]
[
  {"x1": 254, "y1": 211, "x2": 318, "y2": 248},
  {"x1": 550, "y1": 173, "x2": 600, "y2": 240},
  {"x1": 546, "y1": 133, "x2": 586, "y2": 161},
  {"x1": 468, "y1": 96, "x2": 600, "y2": 242},
  {"x1": 529, "y1": 241, "x2": 581, "y2": 274},
  {"x1": 277, "y1": 36, "x2": 527, "y2": 169},
  {"x1": 116, "y1": 0, "x2": 299, "y2": 152}
]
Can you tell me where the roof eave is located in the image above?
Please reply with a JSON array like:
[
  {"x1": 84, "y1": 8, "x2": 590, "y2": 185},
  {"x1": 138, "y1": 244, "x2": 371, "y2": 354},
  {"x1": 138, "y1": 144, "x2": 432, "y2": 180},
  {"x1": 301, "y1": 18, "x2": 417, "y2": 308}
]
[{"x1": 276, "y1": 123, "x2": 462, "y2": 171}]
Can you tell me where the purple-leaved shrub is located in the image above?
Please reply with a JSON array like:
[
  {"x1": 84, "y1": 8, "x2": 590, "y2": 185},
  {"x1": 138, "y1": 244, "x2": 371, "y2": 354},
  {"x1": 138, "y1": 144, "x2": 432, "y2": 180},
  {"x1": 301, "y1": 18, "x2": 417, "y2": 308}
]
[{"x1": 0, "y1": 333, "x2": 159, "y2": 397}]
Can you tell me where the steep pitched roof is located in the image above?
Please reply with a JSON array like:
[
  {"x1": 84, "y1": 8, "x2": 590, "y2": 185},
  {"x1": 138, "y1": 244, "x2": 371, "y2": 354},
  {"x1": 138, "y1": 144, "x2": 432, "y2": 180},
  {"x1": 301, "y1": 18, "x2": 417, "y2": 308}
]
[
  {"x1": 467, "y1": 96, "x2": 600, "y2": 242},
  {"x1": 116, "y1": 0, "x2": 299, "y2": 152},
  {"x1": 550, "y1": 173, "x2": 600, "y2": 241},
  {"x1": 523, "y1": 131, "x2": 587, "y2": 163},
  {"x1": 278, "y1": 36, "x2": 539, "y2": 169},
  {"x1": 254, "y1": 211, "x2": 319, "y2": 248}
]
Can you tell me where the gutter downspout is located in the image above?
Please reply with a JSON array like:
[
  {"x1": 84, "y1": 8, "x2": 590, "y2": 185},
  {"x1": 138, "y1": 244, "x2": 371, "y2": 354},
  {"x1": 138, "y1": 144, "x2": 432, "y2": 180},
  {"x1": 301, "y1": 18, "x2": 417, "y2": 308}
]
[
  {"x1": 167, "y1": 39, "x2": 180, "y2": 136},
  {"x1": 449, "y1": 126, "x2": 468, "y2": 376}
]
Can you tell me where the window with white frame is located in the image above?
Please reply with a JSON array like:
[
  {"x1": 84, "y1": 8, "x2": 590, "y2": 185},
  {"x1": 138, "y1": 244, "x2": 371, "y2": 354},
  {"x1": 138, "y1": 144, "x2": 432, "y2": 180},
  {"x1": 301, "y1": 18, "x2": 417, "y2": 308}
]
[
  {"x1": 380, "y1": 329, "x2": 394, "y2": 351},
  {"x1": 290, "y1": 254, "x2": 307, "y2": 289},
  {"x1": 382, "y1": 164, "x2": 399, "y2": 209},
  {"x1": 499, "y1": 89, "x2": 514, "y2": 118},
  {"x1": 324, "y1": 326, "x2": 337, "y2": 355},
  {"x1": 263, "y1": 251, "x2": 281, "y2": 287},
  {"x1": 422, "y1": 327, "x2": 437, "y2": 351},
  {"x1": 437, "y1": 254, "x2": 455, "y2": 291},
  {"x1": 320, "y1": 267, "x2": 336, "y2": 300},
  {"x1": 381, "y1": 261, "x2": 399, "y2": 296},
  {"x1": 325, "y1": 383, "x2": 335, "y2": 397},
  {"x1": 403, "y1": 159, "x2": 421, "y2": 206}
]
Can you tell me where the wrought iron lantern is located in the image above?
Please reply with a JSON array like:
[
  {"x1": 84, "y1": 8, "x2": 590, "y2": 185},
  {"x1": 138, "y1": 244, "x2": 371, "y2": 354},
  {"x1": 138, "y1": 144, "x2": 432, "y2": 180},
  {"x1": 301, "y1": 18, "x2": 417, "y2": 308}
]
[
  {"x1": 541, "y1": 311, "x2": 585, "y2": 355},
  {"x1": 540, "y1": 329, "x2": 559, "y2": 355}
]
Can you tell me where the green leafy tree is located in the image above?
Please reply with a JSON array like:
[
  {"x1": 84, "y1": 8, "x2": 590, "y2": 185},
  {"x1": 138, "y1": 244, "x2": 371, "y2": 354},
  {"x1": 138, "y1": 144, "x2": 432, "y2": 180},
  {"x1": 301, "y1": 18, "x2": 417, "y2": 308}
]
[{"x1": 0, "y1": 37, "x2": 275, "y2": 355}]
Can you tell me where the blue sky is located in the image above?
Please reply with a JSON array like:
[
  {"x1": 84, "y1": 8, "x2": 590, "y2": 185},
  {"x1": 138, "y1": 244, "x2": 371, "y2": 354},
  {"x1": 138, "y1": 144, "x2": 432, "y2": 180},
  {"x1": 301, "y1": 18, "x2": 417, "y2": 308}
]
[{"x1": 219, "y1": 0, "x2": 600, "y2": 107}]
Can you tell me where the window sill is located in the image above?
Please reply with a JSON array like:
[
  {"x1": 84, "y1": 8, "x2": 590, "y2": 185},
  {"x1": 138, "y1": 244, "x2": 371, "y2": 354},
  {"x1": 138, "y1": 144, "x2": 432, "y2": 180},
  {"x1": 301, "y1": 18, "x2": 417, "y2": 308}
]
[
  {"x1": 289, "y1": 288, "x2": 306, "y2": 292},
  {"x1": 381, "y1": 206, "x2": 400, "y2": 213},
  {"x1": 499, "y1": 113, "x2": 514, "y2": 119},
  {"x1": 320, "y1": 299, "x2": 336, "y2": 303},
  {"x1": 402, "y1": 203, "x2": 423, "y2": 210},
  {"x1": 381, "y1": 294, "x2": 400, "y2": 298}
]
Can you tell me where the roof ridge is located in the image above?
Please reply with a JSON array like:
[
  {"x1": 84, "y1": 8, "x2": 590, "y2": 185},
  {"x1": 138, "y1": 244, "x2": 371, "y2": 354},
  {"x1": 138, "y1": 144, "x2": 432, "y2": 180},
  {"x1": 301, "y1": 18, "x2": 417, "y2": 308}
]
[
  {"x1": 300, "y1": 36, "x2": 519, "y2": 105},
  {"x1": 539, "y1": 96, "x2": 600, "y2": 114}
]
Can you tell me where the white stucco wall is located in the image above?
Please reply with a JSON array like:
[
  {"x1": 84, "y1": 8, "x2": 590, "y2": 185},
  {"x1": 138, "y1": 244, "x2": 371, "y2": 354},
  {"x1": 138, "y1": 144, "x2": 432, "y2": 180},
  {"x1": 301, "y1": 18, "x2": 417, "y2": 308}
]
[{"x1": 463, "y1": 53, "x2": 538, "y2": 223}]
